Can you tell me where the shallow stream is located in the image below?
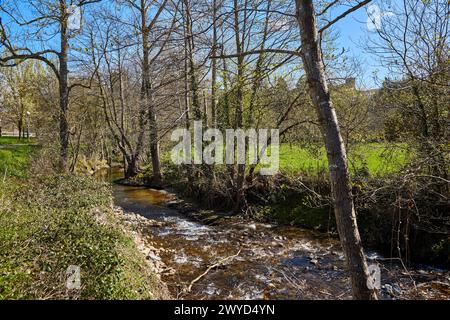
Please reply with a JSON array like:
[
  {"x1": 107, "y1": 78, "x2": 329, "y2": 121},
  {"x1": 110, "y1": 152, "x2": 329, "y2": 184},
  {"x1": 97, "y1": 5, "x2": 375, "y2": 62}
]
[{"x1": 104, "y1": 170, "x2": 450, "y2": 300}]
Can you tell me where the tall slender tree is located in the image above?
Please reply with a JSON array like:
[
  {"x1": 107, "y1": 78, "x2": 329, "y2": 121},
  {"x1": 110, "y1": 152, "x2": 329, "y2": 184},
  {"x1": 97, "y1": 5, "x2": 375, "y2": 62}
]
[{"x1": 294, "y1": 0, "x2": 377, "y2": 299}]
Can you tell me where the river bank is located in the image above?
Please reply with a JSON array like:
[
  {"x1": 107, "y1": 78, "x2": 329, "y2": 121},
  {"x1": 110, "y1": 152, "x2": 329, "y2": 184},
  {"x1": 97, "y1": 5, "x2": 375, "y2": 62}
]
[
  {"x1": 110, "y1": 180, "x2": 450, "y2": 300},
  {"x1": 2, "y1": 139, "x2": 448, "y2": 300},
  {"x1": 0, "y1": 170, "x2": 169, "y2": 299}
]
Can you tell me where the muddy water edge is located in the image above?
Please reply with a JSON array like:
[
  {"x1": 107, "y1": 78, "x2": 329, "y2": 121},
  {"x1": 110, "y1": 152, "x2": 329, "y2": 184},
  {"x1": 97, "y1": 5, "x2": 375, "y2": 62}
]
[{"x1": 99, "y1": 169, "x2": 450, "y2": 300}]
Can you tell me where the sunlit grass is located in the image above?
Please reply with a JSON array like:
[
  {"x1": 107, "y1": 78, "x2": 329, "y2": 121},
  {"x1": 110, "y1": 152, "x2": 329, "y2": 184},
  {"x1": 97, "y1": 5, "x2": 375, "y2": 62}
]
[
  {"x1": 163, "y1": 141, "x2": 410, "y2": 177},
  {"x1": 0, "y1": 145, "x2": 37, "y2": 178},
  {"x1": 0, "y1": 136, "x2": 36, "y2": 145},
  {"x1": 279, "y1": 142, "x2": 410, "y2": 176}
]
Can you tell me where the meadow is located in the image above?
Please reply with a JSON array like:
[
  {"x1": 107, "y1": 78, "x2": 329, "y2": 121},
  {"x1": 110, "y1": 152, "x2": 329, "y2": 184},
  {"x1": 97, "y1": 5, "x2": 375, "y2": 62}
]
[
  {"x1": 164, "y1": 141, "x2": 410, "y2": 177},
  {"x1": 0, "y1": 136, "x2": 36, "y2": 145},
  {"x1": 278, "y1": 142, "x2": 410, "y2": 177}
]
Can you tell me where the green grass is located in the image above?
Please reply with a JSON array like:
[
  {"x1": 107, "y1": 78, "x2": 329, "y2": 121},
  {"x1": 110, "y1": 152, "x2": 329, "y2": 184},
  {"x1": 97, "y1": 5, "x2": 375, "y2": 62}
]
[
  {"x1": 279, "y1": 142, "x2": 409, "y2": 176},
  {"x1": 162, "y1": 141, "x2": 409, "y2": 177},
  {"x1": 0, "y1": 145, "x2": 37, "y2": 178},
  {"x1": 0, "y1": 136, "x2": 38, "y2": 178},
  {"x1": 0, "y1": 136, "x2": 36, "y2": 145}
]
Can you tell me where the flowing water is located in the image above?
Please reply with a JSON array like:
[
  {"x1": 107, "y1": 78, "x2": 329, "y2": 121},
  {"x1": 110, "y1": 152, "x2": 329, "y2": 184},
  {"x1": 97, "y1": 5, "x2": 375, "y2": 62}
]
[{"x1": 102, "y1": 170, "x2": 450, "y2": 300}]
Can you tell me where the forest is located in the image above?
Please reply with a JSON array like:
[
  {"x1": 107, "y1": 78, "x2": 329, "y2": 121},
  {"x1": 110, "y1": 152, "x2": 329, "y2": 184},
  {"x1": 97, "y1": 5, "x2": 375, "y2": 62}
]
[{"x1": 0, "y1": 0, "x2": 449, "y2": 302}]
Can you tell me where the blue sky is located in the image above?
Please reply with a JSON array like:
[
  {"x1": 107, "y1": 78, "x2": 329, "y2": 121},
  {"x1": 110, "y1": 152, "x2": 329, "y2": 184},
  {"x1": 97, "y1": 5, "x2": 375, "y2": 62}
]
[
  {"x1": 336, "y1": 9, "x2": 387, "y2": 88},
  {"x1": 331, "y1": 4, "x2": 390, "y2": 89}
]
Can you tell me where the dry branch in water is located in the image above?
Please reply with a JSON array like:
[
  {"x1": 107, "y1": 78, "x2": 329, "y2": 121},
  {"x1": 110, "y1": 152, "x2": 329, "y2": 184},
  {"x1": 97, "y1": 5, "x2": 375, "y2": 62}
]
[{"x1": 186, "y1": 249, "x2": 242, "y2": 293}]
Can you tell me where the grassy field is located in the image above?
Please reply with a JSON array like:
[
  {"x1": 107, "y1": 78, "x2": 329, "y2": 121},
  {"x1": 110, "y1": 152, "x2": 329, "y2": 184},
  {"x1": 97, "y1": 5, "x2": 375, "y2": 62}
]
[
  {"x1": 163, "y1": 141, "x2": 410, "y2": 177},
  {"x1": 0, "y1": 136, "x2": 38, "y2": 178},
  {"x1": 0, "y1": 145, "x2": 37, "y2": 179},
  {"x1": 279, "y1": 142, "x2": 409, "y2": 176}
]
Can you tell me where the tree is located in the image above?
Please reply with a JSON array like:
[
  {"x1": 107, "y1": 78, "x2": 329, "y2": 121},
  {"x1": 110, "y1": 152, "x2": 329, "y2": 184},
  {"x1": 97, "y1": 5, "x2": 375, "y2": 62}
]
[
  {"x1": 294, "y1": 0, "x2": 377, "y2": 299},
  {"x1": 136, "y1": 0, "x2": 168, "y2": 184},
  {"x1": 367, "y1": 0, "x2": 449, "y2": 180},
  {"x1": 86, "y1": 0, "x2": 180, "y2": 179},
  {"x1": 331, "y1": 80, "x2": 371, "y2": 151},
  {"x1": 0, "y1": 0, "x2": 100, "y2": 170},
  {"x1": 212, "y1": 0, "x2": 301, "y2": 212},
  {"x1": 1, "y1": 62, "x2": 35, "y2": 139}
]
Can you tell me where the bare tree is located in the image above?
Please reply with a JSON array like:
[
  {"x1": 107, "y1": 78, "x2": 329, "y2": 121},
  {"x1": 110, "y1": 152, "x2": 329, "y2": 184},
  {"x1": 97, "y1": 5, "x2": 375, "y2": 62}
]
[{"x1": 0, "y1": 0, "x2": 100, "y2": 170}]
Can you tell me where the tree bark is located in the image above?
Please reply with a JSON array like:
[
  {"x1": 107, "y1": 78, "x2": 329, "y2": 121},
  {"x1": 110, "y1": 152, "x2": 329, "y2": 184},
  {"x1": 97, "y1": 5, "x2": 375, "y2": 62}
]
[
  {"x1": 117, "y1": 42, "x2": 128, "y2": 174},
  {"x1": 59, "y1": 1, "x2": 70, "y2": 172},
  {"x1": 211, "y1": 0, "x2": 218, "y2": 128},
  {"x1": 295, "y1": 0, "x2": 377, "y2": 300},
  {"x1": 141, "y1": 1, "x2": 163, "y2": 185},
  {"x1": 232, "y1": 0, "x2": 246, "y2": 213},
  {"x1": 18, "y1": 117, "x2": 23, "y2": 141},
  {"x1": 184, "y1": 0, "x2": 201, "y2": 122}
]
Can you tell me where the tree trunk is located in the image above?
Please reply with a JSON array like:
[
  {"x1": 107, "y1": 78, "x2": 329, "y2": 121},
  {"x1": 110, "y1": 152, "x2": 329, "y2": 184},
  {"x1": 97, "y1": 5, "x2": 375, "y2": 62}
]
[
  {"x1": 295, "y1": 0, "x2": 377, "y2": 300},
  {"x1": 185, "y1": 0, "x2": 201, "y2": 122},
  {"x1": 221, "y1": 54, "x2": 230, "y2": 128},
  {"x1": 181, "y1": 0, "x2": 193, "y2": 183},
  {"x1": 18, "y1": 118, "x2": 23, "y2": 141},
  {"x1": 59, "y1": 2, "x2": 70, "y2": 172},
  {"x1": 232, "y1": 0, "x2": 246, "y2": 213},
  {"x1": 26, "y1": 118, "x2": 29, "y2": 139},
  {"x1": 211, "y1": 0, "x2": 218, "y2": 128},
  {"x1": 141, "y1": 4, "x2": 162, "y2": 185},
  {"x1": 117, "y1": 43, "x2": 128, "y2": 175},
  {"x1": 125, "y1": 156, "x2": 139, "y2": 179},
  {"x1": 149, "y1": 107, "x2": 162, "y2": 184}
]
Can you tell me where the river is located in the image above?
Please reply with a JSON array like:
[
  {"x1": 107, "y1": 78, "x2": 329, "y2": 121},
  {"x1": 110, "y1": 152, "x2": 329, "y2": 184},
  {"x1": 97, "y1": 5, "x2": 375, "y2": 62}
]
[{"x1": 104, "y1": 170, "x2": 450, "y2": 300}]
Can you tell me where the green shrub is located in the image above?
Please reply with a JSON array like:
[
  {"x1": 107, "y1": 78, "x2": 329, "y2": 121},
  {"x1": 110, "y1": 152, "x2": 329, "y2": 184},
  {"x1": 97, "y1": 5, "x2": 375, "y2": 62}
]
[{"x1": 0, "y1": 175, "x2": 166, "y2": 299}]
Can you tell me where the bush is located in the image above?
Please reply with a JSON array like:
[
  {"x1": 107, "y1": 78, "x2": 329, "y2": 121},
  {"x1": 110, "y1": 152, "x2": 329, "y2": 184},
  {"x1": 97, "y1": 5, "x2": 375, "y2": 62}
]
[{"x1": 0, "y1": 174, "x2": 166, "y2": 299}]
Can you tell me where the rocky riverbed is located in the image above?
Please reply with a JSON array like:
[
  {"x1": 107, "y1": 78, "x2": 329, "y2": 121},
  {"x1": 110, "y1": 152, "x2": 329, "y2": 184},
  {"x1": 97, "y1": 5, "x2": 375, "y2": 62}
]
[{"x1": 110, "y1": 184, "x2": 450, "y2": 300}]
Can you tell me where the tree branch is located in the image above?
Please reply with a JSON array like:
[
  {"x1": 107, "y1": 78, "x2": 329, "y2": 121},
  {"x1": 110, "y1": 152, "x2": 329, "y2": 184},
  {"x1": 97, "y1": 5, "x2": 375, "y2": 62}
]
[
  {"x1": 211, "y1": 48, "x2": 302, "y2": 59},
  {"x1": 318, "y1": 0, "x2": 372, "y2": 34}
]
